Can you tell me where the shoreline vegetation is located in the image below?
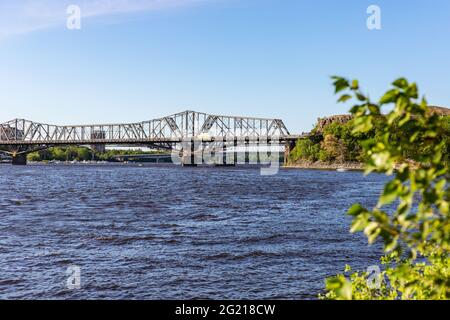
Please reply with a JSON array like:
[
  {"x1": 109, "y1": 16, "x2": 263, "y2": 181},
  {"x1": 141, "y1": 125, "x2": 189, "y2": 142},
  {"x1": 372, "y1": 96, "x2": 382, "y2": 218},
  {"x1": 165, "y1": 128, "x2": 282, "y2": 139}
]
[
  {"x1": 286, "y1": 105, "x2": 450, "y2": 171},
  {"x1": 23, "y1": 147, "x2": 165, "y2": 163}
]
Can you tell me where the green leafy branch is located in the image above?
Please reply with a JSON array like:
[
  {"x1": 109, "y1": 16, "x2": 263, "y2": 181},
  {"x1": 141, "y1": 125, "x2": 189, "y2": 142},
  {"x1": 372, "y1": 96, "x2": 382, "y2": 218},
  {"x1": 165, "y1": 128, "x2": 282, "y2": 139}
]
[{"x1": 323, "y1": 77, "x2": 450, "y2": 300}]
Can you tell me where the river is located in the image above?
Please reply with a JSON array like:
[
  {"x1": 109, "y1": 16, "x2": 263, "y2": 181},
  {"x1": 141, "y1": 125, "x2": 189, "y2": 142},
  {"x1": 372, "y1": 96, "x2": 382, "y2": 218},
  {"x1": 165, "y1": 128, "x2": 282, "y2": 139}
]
[{"x1": 0, "y1": 164, "x2": 387, "y2": 299}]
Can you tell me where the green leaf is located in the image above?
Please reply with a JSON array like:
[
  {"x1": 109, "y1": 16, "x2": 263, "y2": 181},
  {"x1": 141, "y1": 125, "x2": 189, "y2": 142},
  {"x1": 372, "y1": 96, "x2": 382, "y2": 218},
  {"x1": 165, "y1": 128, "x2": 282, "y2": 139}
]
[
  {"x1": 371, "y1": 151, "x2": 391, "y2": 170},
  {"x1": 353, "y1": 116, "x2": 373, "y2": 133},
  {"x1": 384, "y1": 236, "x2": 399, "y2": 253},
  {"x1": 368, "y1": 104, "x2": 381, "y2": 115},
  {"x1": 338, "y1": 281, "x2": 353, "y2": 300},
  {"x1": 325, "y1": 276, "x2": 352, "y2": 300},
  {"x1": 380, "y1": 89, "x2": 400, "y2": 104},
  {"x1": 392, "y1": 78, "x2": 409, "y2": 89},
  {"x1": 398, "y1": 113, "x2": 411, "y2": 127},
  {"x1": 350, "y1": 213, "x2": 370, "y2": 233},
  {"x1": 438, "y1": 201, "x2": 449, "y2": 214},
  {"x1": 338, "y1": 94, "x2": 352, "y2": 103},
  {"x1": 348, "y1": 203, "x2": 366, "y2": 216},
  {"x1": 356, "y1": 92, "x2": 367, "y2": 102},
  {"x1": 406, "y1": 83, "x2": 418, "y2": 99},
  {"x1": 432, "y1": 152, "x2": 443, "y2": 165},
  {"x1": 368, "y1": 228, "x2": 381, "y2": 244},
  {"x1": 325, "y1": 276, "x2": 344, "y2": 290},
  {"x1": 350, "y1": 104, "x2": 365, "y2": 115},
  {"x1": 333, "y1": 77, "x2": 350, "y2": 94},
  {"x1": 364, "y1": 222, "x2": 381, "y2": 244}
]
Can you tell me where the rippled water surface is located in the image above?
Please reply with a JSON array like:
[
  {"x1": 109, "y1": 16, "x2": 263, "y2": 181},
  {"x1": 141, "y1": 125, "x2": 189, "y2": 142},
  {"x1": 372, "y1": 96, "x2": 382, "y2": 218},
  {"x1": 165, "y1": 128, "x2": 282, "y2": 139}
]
[{"x1": 0, "y1": 164, "x2": 387, "y2": 299}]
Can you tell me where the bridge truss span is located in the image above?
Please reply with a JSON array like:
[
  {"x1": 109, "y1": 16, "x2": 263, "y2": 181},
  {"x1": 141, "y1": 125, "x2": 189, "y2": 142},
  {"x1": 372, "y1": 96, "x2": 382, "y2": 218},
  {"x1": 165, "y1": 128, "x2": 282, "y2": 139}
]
[{"x1": 0, "y1": 110, "x2": 292, "y2": 145}]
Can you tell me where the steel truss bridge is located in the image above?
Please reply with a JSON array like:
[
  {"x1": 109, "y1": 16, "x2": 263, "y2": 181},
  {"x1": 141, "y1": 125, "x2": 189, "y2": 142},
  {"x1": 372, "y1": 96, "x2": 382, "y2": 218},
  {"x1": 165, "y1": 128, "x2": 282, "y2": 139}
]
[{"x1": 0, "y1": 110, "x2": 300, "y2": 165}]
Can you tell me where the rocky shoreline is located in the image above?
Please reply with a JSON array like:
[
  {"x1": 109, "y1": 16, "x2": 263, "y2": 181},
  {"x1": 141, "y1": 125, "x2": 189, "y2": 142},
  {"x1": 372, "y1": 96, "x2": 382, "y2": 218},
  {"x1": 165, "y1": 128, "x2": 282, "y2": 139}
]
[{"x1": 284, "y1": 160, "x2": 364, "y2": 171}]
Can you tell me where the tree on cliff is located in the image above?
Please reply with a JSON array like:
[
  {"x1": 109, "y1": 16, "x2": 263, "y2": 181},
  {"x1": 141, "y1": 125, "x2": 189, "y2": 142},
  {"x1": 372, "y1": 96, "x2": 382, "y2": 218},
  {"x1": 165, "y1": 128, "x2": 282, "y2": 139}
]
[
  {"x1": 322, "y1": 77, "x2": 450, "y2": 300},
  {"x1": 320, "y1": 134, "x2": 347, "y2": 163}
]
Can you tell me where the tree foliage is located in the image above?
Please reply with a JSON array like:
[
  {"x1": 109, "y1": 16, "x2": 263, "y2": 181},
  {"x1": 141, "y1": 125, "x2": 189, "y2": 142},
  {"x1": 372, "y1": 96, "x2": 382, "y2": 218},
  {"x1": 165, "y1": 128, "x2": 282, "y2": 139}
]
[
  {"x1": 26, "y1": 147, "x2": 163, "y2": 162},
  {"x1": 322, "y1": 77, "x2": 450, "y2": 300},
  {"x1": 290, "y1": 117, "x2": 374, "y2": 163},
  {"x1": 27, "y1": 146, "x2": 93, "y2": 161},
  {"x1": 290, "y1": 139, "x2": 321, "y2": 162},
  {"x1": 321, "y1": 134, "x2": 347, "y2": 162}
]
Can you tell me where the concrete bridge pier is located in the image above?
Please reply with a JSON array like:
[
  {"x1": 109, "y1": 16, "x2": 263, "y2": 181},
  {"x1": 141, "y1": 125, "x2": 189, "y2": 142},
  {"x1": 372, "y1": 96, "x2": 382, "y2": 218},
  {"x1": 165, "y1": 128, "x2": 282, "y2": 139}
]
[
  {"x1": 244, "y1": 138, "x2": 250, "y2": 164},
  {"x1": 181, "y1": 139, "x2": 197, "y2": 167},
  {"x1": 256, "y1": 139, "x2": 260, "y2": 164},
  {"x1": 233, "y1": 138, "x2": 238, "y2": 165},
  {"x1": 221, "y1": 144, "x2": 227, "y2": 165},
  {"x1": 12, "y1": 153, "x2": 27, "y2": 165}
]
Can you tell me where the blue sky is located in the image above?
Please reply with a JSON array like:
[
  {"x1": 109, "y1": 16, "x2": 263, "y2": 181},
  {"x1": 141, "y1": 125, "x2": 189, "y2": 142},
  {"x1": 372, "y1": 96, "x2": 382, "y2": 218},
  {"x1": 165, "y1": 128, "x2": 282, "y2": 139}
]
[{"x1": 0, "y1": 0, "x2": 449, "y2": 133}]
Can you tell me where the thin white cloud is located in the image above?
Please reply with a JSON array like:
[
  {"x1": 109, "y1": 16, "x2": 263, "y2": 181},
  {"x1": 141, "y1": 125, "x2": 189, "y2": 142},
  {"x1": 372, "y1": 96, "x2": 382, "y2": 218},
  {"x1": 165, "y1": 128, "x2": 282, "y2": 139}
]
[{"x1": 0, "y1": 0, "x2": 213, "y2": 39}]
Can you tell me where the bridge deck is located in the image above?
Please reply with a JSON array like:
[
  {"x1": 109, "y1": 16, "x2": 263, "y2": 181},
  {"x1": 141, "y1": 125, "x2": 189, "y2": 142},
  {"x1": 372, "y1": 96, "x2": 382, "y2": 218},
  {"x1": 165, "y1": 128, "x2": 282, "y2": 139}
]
[{"x1": 0, "y1": 135, "x2": 301, "y2": 146}]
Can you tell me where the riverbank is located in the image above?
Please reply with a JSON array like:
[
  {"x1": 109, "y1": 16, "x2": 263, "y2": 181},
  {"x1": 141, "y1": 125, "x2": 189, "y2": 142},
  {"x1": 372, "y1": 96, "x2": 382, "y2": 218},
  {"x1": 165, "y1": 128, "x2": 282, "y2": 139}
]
[{"x1": 284, "y1": 160, "x2": 364, "y2": 171}]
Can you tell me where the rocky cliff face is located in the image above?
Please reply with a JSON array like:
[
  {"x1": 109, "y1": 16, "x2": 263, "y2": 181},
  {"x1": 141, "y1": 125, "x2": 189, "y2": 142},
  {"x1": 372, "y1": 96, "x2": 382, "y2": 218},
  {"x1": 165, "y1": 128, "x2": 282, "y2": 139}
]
[
  {"x1": 313, "y1": 106, "x2": 450, "y2": 133},
  {"x1": 315, "y1": 114, "x2": 353, "y2": 133},
  {"x1": 429, "y1": 106, "x2": 450, "y2": 116}
]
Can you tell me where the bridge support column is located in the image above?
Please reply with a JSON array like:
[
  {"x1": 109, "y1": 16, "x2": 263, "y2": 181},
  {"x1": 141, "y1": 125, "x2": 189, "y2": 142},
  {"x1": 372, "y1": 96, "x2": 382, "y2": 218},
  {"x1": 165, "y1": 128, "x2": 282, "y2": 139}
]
[
  {"x1": 12, "y1": 154, "x2": 27, "y2": 165},
  {"x1": 233, "y1": 138, "x2": 238, "y2": 165},
  {"x1": 244, "y1": 138, "x2": 249, "y2": 164},
  {"x1": 257, "y1": 139, "x2": 260, "y2": 164},
  {"x1": 222, "y1": 143, "x2": 227, "y2": 165},
  {"x1": 181, "y1": 139, "x2": 197, "y2": 167}
]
